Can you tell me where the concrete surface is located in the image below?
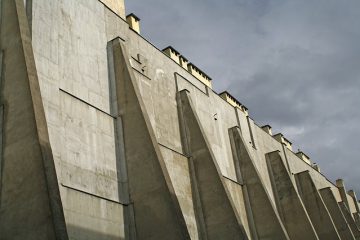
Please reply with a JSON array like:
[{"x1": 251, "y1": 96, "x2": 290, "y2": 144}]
[
  {"x1": 319, "y1": 187, "x2": 356, "y2": 240},
  {"x1": 295, "y1": 171, "x2": 340, "y2": 240},
  {"x1": 0, "y1": 0, "x2": 67, "y2": 239},
  {"x1": 266, "y1": 151, "x2": 318, "y2": 240},
  {"x1": 339, "y1": 202, "x2": 360, "y2": 240},
  {"x1": 0, "y1": 0, "x2": 359, "y2": 239},
  {"x1": 230, "y1": 127, "x2": 290, "y2": 240},
  {"x1": 179, "y1": 90, "x2": 248, "y2": 240}
]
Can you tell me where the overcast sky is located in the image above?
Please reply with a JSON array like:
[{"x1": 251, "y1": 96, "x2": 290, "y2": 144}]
[{"x1": 126, "y1": 0, "x2": 360, "y2": 193}]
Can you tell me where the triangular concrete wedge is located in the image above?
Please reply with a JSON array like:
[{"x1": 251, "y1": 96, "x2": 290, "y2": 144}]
[
  {"x1": 229, "y1": 127, "x2": 290, "y2": 240},
  {"x1": 295, "y1": 171, "x2": 341, "y2": 240},
  {"x1": 179, "y1": 90, "x2": 249, "y2": 240},
  {"x1": 266, "y1": 151, "x2": 319, "y2": 240},
  {"x1": 0, "y1": 0, "x2": 67, "y2": 239},
  {"x1": 339, "y1": 202, "x2": 360, "y2": 240},
  {"x1": 319, "y1": 187, "x2": 356, "y2": 240},
  {"x1": 110, "y1": 39, "x2": 190, "y2": 240}
]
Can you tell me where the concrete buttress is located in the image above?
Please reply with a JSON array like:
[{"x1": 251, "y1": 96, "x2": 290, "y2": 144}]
[
  {"x1": 110, "y1": 38, "x2": 191, "y2": 240},
  {"x1": 0, "y1": 0, "x2": 68, "y2": 239},
  {"x1": 339, "y1": 202, "x2": 360, "y2": 240},
  {"x1": 319, "y1": 187, "x2": 356, "y2": 240},
  {"x1": 266, "y1": 151, "x2": 319, "y2": 240},
  {"x1": 295, "y1": 171, "x2": 341, "y2": 240},
  {"x1": 229, "y1": 127, "x2": 290, "y2": 240},
  {"x1": 179, "y1": 90, "x2": 249, "y2": 240}
]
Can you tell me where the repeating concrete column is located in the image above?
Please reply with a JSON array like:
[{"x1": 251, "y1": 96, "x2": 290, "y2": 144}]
[
  {"x1": 339, "y1": 202, "x2": 360, "y2": 239},
  {"x1": 179, "y1": 91, "x2": 249, "y2": 240},
  {"x1": 266, "y1": 151, "x2": 319, "y2": 240},
  {"x1": 319, "y1": 187, "x2": 355, "y2": 240},
  {"x1": 295, "y1": 171, "x2": 341, "y2": 240},
  {"x1": 230, "y1": 127, "x2": 290, "y2": 240}
]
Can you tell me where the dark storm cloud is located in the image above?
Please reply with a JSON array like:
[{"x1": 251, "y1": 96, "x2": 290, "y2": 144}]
[{"x1": 126, "y1": 0, "x2": 360, "y2": 192}]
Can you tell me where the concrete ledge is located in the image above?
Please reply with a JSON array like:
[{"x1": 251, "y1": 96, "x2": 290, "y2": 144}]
[
  {"x1": 295, "y1": 171, "x2": 340, "y2": 240},
  {"x1": 266, "y1": 151, "x2": 318, "y2": 240},
  {"x1": 229, "y1": 127, "x2": 290, "y2": 240}
]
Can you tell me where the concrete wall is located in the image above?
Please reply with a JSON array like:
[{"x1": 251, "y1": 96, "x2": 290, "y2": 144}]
[{"x1": 0, "y1": 0, "x2": 358, "y2": 239}]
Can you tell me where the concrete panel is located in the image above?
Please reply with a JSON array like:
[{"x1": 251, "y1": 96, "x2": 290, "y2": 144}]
[
  {"x1": 179, "y1": 90, "x2": 248, "y2": 240},
  {"x1": 61, "y1": 186, "x2": 125, "y2": 240},
  {"x1": 339, "y1": 202, "x2": 360, "y2": 239},
  {"x1": 319, "y1": 187, "x2": 355, "y2": 240},
  {"x1": 59, "y1": 91, "x2": 119, "y2": 202},
  {"x1": 223, "y1": 178, "x2": 252, "y2": 238},
  {"x1": 229, "y1": 127, "x2": 290, "y2": 240},
  {"x1": 159, "y1": 146, "x2": 200, "y2": 240},
  {"x1": 266, "y1": 151, "x2": 318, "y2": 240},
  {"x1": 295, "y1": 171, "x2": 340, "y2": 240},
  {"x1": 0, "y1": 0, "x2": 67, "y2": 239},
  {"x1": 111, "y1": 39, "x2": 191, "y2": 240}
]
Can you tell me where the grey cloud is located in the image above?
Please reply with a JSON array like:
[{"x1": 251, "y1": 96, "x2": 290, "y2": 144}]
[{"x1": 126, "y1": 0, "x2": 360, "y2": 192}]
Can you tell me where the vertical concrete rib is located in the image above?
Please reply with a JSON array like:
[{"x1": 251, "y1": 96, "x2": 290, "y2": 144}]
[
  {"x1": 339, "y1": 202, "x2": 360, "y2": 239},
  {"x1": 179, "y1": 90, "x2": 248, "y2": 240},
  {"x1": 111, "y1": 38, "x2": 191, "y2": 240},
  {"x1": 319, "y1": 187, "x2": 356, "y2": 240},
  {"x1": 266, "y1": 151, "x2": 319, "y2": 240},
  {"x1": 229, "y1": 127, "x2": 290, "y2": 240},
  {"x1": 295, "y1": 171, "x2": 341, "y2": 240},
  {"x1": 0, "y1": 0, "x2": 68, "y2": 239}
]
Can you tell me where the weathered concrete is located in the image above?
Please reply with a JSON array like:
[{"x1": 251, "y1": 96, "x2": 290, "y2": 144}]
[
  {"x1": 319, "y1": 187, "x2": 356, "y2": 240},
  {"x1": 266, "y1": 151, "x2": 318, "y2": 240},
  {"x1": 111, "y1": 38, "x2": 191, "y2": 240},
  {"x1": 179, "y1": 90, "x2": 248, "y2": 240},
  {"x1": 229, "y1": 127, "x2": 290, "y2": 240},
  {"x1": 0, "y1": 0, "x2": 67, "y2": 239},
  {"x1": 339, "y1": 202, "x2": 360, "y2": 239},
  {"x1": 295, "y1": 171, "x2": 340, "y2": 240}
]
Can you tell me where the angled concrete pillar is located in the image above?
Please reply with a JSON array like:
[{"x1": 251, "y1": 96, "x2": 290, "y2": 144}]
[
  {"x1": 337, "y1": 179, "x2": 351, "y2": 210},
  {"x1": 339, "y1": 202, "x2": 360, "y2": 240},
  {"x1": 348, "y1": 190, "x2": 360, "y2": 228},
  {"x1": 229, "y1": 127, "x2": 290, "y2": 240},
  {"x1": 295, "y1": 171, "x2": 341, "y2": 240},
  {"x1": 349, "y1": 191, "x2": 360, "y2": 213},
  {"x1": 266, "y1": 151, "x2": 319, "y2": 240},
  {"x1": 111, "y1": 39, "x2": 191, "y2": 240},
  {"x1": 319, "y1": 187, "x2": 356, "y2": 240},
  {"x1": 0, "y1": 0, "x2": 68, "y2": 239},
  {"x1": 179, "y1": 91, "x2": 249, "y2": 240}
]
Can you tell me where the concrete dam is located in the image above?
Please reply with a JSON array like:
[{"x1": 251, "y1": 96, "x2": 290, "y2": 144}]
[{"x1": 0, "y1": 0, "x2": 359, "y2": 239}]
